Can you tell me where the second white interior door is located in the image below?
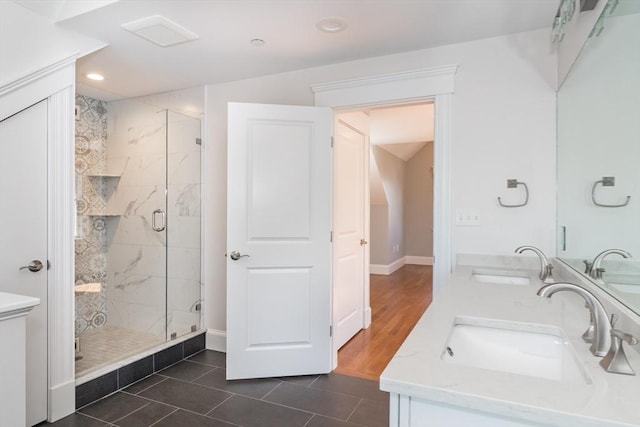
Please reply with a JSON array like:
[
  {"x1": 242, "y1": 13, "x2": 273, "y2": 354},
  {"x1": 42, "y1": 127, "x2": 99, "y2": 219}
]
[{"x1": 333, "y1": 120, "x2": 366, "y2": 351}]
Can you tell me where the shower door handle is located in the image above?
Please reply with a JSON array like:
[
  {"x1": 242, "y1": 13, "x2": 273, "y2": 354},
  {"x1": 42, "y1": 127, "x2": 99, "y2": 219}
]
[{"x1": 152, "y1": 209, "x2": 166, "y2": 232}]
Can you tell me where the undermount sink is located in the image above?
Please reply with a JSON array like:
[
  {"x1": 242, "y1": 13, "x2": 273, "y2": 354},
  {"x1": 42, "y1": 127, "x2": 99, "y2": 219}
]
[
  {"x1": 442, "y1": 317, "x2": 591, "y2": 384},
  {"x1": 471, "y1": 268, "x2": 531, "y2": 286}
]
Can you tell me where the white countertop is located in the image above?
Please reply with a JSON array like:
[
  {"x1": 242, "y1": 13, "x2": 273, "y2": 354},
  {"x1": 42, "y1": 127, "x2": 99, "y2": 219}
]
[
  {"x1": 0, "y1": 291, "x2": 40, "y2": 319},
  {"x1": 380, "y1": 257, "x2": 640, "y2": 427}
]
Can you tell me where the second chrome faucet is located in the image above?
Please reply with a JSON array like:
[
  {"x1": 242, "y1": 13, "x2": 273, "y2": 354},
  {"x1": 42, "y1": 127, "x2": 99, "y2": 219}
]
[{"x1": 515, "y1": 245, "x2": 554, "y2": 283}]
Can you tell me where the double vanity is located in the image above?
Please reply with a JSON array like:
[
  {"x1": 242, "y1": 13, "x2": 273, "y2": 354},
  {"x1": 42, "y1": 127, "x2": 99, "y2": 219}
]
[{"x1": 380, "y1": 254, "x2": 640, "y2": 427}]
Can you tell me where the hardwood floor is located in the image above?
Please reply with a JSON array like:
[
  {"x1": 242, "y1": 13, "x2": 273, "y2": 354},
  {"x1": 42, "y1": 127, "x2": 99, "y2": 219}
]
[{"x1": 334, "y1": 264, "x2": 433, "y2": 381}]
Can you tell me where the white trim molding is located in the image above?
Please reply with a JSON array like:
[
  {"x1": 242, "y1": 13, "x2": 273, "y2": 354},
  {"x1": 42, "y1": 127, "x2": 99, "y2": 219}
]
[
  {"x1": 0, "y1": 55, "x2": 77, "y2": 121},
  {"x1": 312, "y1": 66, "x2": 458, "y2": 108},
  {"x1": 47, "y1": 83, "x2": 77, "y2": 421},
  {"x1": 313, "y1": 65, "x2": 457, "y2": 298},
  {"x1": 206, "y1": 329, "x2": 227, "y2": 352},
  {"x1": 405, "y1": 256, "x2": 433, "y2": 266},
  {"x1": 370, "y1": 258, "x2": 405, "y2": 275}
]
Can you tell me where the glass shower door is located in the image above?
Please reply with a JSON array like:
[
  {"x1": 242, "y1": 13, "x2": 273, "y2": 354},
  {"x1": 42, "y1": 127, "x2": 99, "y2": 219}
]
[{"x1": 166, "y1": 110, "x2": 202, "y2": 339}]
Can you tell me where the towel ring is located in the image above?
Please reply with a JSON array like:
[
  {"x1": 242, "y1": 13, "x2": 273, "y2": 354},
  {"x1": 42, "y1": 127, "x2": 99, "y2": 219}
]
[
  {"x1": 498, "y1": 179, "x2": 529, "y2": 208},
  {"x1": 591, "y1": 177, "x2": 630, "y2": 208}
]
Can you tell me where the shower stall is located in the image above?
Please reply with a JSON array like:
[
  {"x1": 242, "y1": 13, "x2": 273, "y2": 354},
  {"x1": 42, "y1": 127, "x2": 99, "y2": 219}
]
[{"x1": 74, "y1": 94, "x2": 202, "y2": 378}]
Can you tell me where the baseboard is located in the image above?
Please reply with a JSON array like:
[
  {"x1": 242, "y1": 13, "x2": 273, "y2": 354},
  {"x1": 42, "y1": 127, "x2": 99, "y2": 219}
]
[
  {"x1": 370, "y1": 257, "x2": 406, "y2": 275},
  {"x1": 405, "y1": 256, "x2": 433, "y2": 266},
  {"x1": 48, "y1": 379, "x2": 75, "y2": 422},
  {"x1": 206, "y1": 329, "x2": 227, "y2": 352},
  {"x1": 369, "y1": 264, "x2": 388, "y2": 275}
]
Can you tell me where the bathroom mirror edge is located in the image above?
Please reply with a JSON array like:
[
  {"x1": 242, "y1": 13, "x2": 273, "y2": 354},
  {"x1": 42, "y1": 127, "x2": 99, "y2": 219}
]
[{"x1": 556, "y1": 0, "x2": 640, "y2": 315}]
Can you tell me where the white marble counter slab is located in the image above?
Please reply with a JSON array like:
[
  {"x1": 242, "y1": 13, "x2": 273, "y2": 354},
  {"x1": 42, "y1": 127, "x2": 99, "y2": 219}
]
[
  {"x1": 380, "y1": 256, "x2": 640, "y2": 427},
  {"x1": 0, "y1": 291, "x2": 39, "y2": 319}
]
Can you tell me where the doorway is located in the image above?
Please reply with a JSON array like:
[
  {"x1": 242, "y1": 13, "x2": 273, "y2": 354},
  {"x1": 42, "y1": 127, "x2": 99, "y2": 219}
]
[{"x1": 333, "y1": 103, "x2": 435, "y2": 380}]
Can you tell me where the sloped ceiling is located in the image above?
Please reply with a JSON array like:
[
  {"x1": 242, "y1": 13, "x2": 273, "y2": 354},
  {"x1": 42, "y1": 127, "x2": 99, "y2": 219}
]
[{"x1": 370, "y1": 103, "x2": 433, "y2": 161}]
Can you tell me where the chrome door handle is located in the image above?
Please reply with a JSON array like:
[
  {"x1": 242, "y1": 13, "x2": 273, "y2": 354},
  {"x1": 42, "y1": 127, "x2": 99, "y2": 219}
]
[
  {"x1": 152, "y1": 209, "x2": 166, "y2": 232},
  {"x1": 229, "y1": 251, "x2": 250, "y2": 261},
  {"x1": 19, "y1": 260, "x2": 44, "y2": 272}
]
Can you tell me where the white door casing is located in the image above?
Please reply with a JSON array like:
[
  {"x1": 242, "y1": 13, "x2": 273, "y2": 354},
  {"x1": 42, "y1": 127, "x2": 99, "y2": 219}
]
[
  {"x1": 312, "y1": 66, "x2": 457, "y2": 296},
  {"x1": 226, "y1": 102, "x2": 333, "y2": 379},
  {"x1": 0, "y1": 100, "x2": 49, "y2": 425},
  {"x1": 332, "y1": 120, "x2": 366, "y2": 351}
]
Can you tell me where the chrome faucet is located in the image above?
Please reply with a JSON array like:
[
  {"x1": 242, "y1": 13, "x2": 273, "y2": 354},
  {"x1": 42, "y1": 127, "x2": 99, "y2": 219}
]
[
  {"x1": 590, "y1": 249, "x2": 631, "y2": 279},
  {"x1": 515, "y1": 245, "x2": 553, "y2": 283},
  {"x1": 537, "y1": 282, "x2": 610, "y2": 357}
]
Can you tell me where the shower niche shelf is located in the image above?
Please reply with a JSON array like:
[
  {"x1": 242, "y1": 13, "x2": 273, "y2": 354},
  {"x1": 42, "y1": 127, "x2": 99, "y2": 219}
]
[
  {"x1": 86, "y1": 173, "x2": 121, "y2": 179},
  {"x1": 85, "y1": 213, "x2": 121, "y2": 217}
]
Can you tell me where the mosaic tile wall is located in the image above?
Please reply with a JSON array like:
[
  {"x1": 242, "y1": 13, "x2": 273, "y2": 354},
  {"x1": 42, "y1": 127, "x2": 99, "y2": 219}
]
[{"x1": 75, "y1": 94, "x2": 109, "y2": 334}]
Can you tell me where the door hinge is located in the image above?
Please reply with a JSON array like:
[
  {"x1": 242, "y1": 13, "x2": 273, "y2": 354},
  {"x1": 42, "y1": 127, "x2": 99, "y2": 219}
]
[
  {"x1": 329, "y1": 325, "x2": 333, "y2": 337},
  {"x1": 331, "y1": 136, "x2": 334, "y2": 148},
  {"x1": 196, "y1": 137, "x2": 202, "y2": 145},
  {"x1": 330, "y1": 231, "x2": 333, "y2": 242}
]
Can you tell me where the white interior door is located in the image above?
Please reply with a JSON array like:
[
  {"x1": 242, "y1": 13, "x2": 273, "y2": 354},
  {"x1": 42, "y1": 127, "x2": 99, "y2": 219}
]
[
  {"x1": 227, "y1": 102, "x2": 333, "y2": 380},
  {"x1": 332, "y1": 121, "x2": 366, "y2": 351},
  {"x1": 0, "y1": 100, "x2": 48, "y2": 425}
]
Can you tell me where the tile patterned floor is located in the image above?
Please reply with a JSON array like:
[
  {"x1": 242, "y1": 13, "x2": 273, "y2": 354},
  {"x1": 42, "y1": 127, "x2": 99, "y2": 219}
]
[
  {"x1": 47, "y1": 350, "x2": 389, "y2": 427},
  {"x1": 76, "y1": 326, "x2": 164, "y2": 377}
]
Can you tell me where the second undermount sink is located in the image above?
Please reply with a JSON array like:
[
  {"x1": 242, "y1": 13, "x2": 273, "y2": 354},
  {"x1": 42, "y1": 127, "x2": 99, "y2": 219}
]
[
  {"x1": 471, "y1": 268, "x2": 531, "y2": 286},
  {"x1": 442, "y1": 317, "x2": 591, "y2": 384}
]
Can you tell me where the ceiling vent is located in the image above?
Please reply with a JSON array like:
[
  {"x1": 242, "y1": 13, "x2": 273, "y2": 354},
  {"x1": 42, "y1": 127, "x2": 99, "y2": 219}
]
[{"x1": 121, "y1": 15, "x2": 199, "y2": 47}]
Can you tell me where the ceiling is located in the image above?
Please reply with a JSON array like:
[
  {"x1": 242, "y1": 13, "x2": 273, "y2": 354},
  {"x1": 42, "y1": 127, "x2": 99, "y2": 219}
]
[{"x1": 14, "y1": 0, "x2": 559, "y2": 99}]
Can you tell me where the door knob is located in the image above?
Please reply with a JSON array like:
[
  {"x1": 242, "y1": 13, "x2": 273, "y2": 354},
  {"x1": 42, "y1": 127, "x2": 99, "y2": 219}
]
[
  {"x1": 229, "y1": 251, "x2": 250, "y2": 261},
  {"x1": 19, "y1": 260, "x2": 44, "y2": 272}
]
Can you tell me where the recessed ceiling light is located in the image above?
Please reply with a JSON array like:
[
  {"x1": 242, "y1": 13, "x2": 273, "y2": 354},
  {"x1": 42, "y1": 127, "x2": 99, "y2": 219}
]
[
  {"x1": 316, "y1": 17, "x2": 348, "y2": 33},
  {"x1": 250, "y1": 38, "x2": 266, "y2": 47},
  {"x1": 86, "y1": 73, "x2": 105, "y2": 81}
]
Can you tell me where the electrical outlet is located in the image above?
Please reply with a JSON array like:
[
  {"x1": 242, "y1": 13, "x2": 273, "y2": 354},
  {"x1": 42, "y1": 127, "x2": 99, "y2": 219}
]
[{"x1": 456, "y1": 209, "x2": 481, "y2": 226}]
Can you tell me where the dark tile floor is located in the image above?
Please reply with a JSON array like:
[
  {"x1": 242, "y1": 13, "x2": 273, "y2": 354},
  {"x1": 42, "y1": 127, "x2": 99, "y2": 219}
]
[{"x1": 46, "y1": 350, "x2": 389, "y2": 427}]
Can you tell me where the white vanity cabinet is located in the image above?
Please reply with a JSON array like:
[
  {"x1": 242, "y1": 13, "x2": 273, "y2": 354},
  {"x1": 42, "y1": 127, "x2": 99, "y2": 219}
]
[
  {"x1": 389, "y1": 394, "x2": 545, "y2": 427},
  {"x1": 0, "y1": 292, "x2": 40, "y2": 426}
]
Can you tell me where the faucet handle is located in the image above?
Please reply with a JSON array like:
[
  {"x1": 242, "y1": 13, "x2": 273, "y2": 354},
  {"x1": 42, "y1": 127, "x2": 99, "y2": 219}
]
[
  {"x1": 600, "y1": 327, "x2": 638, "y2": 375},
  {"x1": 612, "y1": 329, "x2": 639, "y2": 346},
  {"x1": 593, "y1": 267, "x2": 605, "y2": 279},
  {"x1": 583, "y1": 259, "x2": 593, "y2": 274}
]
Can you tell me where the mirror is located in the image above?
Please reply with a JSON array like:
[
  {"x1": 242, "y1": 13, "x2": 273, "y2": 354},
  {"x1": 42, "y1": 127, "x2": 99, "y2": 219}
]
[{"x1": 557, "y1": 0, "x2": 640, "y2": 314}]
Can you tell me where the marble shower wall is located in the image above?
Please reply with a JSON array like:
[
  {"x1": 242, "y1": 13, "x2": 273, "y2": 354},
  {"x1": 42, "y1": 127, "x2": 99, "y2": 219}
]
[
  {"x1": 75, "y1": 94, "x2": 109, "y2": 334},
  {"x1": 104, "y1": 100, "x2": 202, "y2": 339},
  {"x1": 105, "y1": 99, "x2": 168, "y2": 338}
]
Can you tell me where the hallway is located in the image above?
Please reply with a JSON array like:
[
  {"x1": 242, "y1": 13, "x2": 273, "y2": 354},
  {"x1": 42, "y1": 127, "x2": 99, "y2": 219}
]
[{"x1": 334, "y1": 265, "x2": 433, "y2": 381}]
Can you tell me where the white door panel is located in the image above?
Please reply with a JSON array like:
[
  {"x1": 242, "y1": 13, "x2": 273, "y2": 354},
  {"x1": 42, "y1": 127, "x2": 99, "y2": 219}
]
[
  {"x1": 0, "y1": 100, "x2": 48, "y2": 425},
  {"x1": 227, "y1": 102, "x2": 332, "y2": 379},
  {"x1": 333, "y1": 121, "x2": 365, "y2": 350}
]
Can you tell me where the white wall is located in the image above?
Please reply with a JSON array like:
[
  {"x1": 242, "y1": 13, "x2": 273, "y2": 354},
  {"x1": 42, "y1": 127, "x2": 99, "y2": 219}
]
[
  {"x1": 371, "y1": 145, "x2": 406, "y2": 264},
  {"x1": 405, "y1": 142, "x2": 434, "y2": 258},
  {"x1": 0, "y1": 1, "x2": 105, "y2": 87},
  {"x1": 204, "y1": 28, "x2": 557, "y2": 333}
]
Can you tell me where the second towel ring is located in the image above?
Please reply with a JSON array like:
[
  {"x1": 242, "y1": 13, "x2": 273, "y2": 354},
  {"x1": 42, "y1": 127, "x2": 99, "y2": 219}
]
[
  {"x1": 591, "y1": 177, "x2": 630, "y2": 208},
  {"x1": 498, "y1": 179, "x2": 529, "y2": 208}
]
